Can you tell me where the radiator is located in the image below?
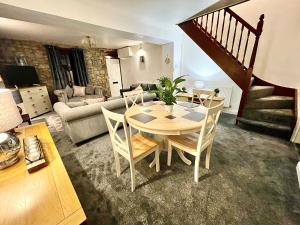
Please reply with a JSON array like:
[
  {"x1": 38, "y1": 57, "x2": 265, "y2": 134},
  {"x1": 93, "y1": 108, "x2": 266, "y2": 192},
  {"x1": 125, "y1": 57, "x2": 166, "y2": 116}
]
[{"x1": 206, "y1": 86, "x2": 232, "y2": 107}]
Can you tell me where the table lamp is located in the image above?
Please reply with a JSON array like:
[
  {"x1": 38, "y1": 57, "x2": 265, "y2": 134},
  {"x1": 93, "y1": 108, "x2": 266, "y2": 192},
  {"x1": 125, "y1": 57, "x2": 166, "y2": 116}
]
[{"x1": 0, "y1": 89, "x2": 23, "y2": 169}]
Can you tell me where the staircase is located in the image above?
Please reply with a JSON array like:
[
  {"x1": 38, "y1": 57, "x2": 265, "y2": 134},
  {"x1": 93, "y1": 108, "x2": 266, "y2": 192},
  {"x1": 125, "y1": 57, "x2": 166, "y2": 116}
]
[
  {"x1": 237, "y1": 76, "x2": 297, "y2": 138},
  {"x1": 178, "y1": 0, "x2": 298, "y2": 138}
]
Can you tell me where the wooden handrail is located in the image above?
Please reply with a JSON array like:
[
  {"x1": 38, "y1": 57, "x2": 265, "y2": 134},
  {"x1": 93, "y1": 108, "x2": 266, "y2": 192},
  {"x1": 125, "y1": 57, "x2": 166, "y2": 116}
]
[{"x1": 225, "y1": 8, "x2": 258, "y2": 35}]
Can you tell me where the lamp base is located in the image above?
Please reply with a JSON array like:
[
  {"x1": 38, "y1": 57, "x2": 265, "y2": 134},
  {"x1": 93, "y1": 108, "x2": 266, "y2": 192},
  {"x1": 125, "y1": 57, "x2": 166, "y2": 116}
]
[
  {"x1": 0, "y1": 132, "x2": 21, "y2": 170},
  {"x1": 0, "y1": 155, "x2": 19, "y2": 169}
]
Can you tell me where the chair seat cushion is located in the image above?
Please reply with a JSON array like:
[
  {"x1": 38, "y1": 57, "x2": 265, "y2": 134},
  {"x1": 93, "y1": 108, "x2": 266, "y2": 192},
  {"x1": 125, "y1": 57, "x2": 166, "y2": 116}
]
[
  {"x1": 131, "y1": 134, "x2": 159, "y2": 159},
  {"x1": 168, "y1": 133, "x2": 199, "y2": 150},
  {"x1": 168, "y1": 133, "x2": 210, "y2": 152}
]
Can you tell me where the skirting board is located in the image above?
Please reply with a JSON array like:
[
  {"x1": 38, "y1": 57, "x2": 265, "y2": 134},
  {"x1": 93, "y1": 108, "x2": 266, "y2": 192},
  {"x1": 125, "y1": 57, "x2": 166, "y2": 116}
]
[{"x1": 297, "y1": 162, "x2": 300, "y2": 188}]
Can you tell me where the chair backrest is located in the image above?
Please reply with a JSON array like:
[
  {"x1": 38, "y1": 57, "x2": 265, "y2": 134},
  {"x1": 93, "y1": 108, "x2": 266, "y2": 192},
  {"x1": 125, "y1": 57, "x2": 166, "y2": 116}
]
[
  {"x1": 123, "y1": 89, "x2": 144, "y2": 109},
  {"x1": 192, "y1": 89, "x2": 216, "y2": 107},
  {"x1": 196, "y1": 101, "x2": 224, "y2": 152},
  {"x1": 101, "y1": 107, "x2": 133, "y2": 160}
]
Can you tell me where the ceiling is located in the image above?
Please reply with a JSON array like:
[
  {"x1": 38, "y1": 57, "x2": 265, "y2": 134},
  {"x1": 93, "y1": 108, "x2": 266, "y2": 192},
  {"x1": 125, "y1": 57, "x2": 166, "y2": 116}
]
[
  {"x1": 0, "y1": 17, "x2": 150, "y2": 49},
  {"x1": 0, "y1": 0, "x2": 217, "y2": 49}
]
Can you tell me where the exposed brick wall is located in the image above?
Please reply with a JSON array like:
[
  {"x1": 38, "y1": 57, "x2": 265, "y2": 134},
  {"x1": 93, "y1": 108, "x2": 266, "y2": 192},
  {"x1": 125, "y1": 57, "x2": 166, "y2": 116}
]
[
  {"x1": 0, "y1": 38, "x2": 116, "y2": 97},
  {"x1": 84, "y1": 48, "x2": 113, "y2": 96}
]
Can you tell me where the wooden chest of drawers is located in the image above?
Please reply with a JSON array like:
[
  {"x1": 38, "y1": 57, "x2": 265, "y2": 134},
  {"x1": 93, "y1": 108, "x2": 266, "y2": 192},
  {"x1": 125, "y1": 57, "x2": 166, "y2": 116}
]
[{"x1": 19, "y1": 86, "x2": 52, "y2": 118}]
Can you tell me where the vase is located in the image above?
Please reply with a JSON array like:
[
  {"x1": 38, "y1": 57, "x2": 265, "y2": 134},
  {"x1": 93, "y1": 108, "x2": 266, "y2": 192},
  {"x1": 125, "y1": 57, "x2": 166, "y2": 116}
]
[{"x1": 164, "y1": 104, "x2": 173, "y2": 112}]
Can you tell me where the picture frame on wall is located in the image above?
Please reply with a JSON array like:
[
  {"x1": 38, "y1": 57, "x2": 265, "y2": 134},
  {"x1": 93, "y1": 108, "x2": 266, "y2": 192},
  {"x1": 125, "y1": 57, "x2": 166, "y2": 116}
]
[{"x1": 15, "y1": 56, "x2": 27, "y2": 66}]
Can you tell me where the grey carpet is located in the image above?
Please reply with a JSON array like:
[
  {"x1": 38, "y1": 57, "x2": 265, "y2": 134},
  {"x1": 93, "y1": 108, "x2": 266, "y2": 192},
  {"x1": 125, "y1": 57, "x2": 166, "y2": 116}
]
[{"x1": 51, "y1": 113, "x2": 300, "y2": 225}]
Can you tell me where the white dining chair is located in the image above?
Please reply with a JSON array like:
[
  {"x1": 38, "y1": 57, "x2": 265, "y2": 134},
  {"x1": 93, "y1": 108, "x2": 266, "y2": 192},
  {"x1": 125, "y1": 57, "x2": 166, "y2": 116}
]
[
  {"x1": 102, "y1": 106, "x2": 160, "y2": 192},
  {"x1": 192, "y1": 89, "x2": 216, "y2": 108},
  {"x1": 123, "y1": 89, "x2": 144, "y2": 135},
  {"x1": 123, "y1": 89, "x2": 144, "y2": 109},
  {"x1": 167, "y1": 101, "x2": 224, "y2": 182}
]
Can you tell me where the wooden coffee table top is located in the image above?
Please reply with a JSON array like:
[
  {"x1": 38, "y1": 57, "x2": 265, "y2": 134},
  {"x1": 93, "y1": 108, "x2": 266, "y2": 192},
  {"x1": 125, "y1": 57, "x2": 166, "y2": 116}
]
[
  {"x1": 0, "y1": 123, "x2": 86, "y2": 225},
  {"x1": 125, "y1": 101, "x2": 207, "y2": 135}
]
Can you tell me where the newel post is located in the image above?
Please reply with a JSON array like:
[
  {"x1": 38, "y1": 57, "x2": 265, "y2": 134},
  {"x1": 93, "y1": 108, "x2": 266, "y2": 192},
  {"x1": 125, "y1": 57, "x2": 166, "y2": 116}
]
[{"x1": 248, "y1": 14, "x2": 265, "y2": 70}]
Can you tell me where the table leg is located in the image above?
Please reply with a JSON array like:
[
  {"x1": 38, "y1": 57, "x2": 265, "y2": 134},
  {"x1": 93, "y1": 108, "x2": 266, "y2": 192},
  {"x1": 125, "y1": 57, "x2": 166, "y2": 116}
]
[{"x1": 175, "y1": 149, "x2": 192, "y2": 165}]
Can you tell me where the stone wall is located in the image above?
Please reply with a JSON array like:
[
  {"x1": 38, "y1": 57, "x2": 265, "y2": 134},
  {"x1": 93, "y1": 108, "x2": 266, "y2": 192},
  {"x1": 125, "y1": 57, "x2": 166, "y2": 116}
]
[
  {"x1": 84, "y1": 48, "x2": 113, "y2": 96},
  {"x1": 0, "y1": 38, "x2": 116, "y2": 97}
]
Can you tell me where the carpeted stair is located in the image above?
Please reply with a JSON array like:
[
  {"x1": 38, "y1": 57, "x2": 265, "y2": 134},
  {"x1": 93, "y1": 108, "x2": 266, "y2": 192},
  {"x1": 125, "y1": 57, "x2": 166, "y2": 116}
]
[{"x1": 237, "y1": 85, "x2": 294, "y2": 138}]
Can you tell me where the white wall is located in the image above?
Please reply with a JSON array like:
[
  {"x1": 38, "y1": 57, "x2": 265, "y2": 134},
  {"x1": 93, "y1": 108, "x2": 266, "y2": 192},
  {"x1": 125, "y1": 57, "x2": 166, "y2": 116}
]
[
  {"x1": 162, "y1": 42, "x2": 174, "y2": 77},
  {"x1": 120, "y1": 43, "x2": 168, "y2": 88},
  {"x1": 179, "y1": 35, "x2": 242, "y2": 114},
  {"x1": 232, "y1": 0, "x2": 300, "y2": 89}
]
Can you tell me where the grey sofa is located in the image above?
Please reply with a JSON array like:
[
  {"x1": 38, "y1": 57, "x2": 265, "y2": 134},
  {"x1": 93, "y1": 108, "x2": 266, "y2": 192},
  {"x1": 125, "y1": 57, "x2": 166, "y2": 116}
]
[
  {"x1": 54, "y1": 85, "x2": 104, "y2": 103},
  {"x1": 54, "y1": 93, "x2": 156, "y2": 144}
]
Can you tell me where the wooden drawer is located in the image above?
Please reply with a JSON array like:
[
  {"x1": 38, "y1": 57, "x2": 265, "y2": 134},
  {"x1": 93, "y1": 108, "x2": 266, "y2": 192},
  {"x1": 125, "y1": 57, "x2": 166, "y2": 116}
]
[{"x1": 20, "y1": 86, "x2": 52, "y2": 118}]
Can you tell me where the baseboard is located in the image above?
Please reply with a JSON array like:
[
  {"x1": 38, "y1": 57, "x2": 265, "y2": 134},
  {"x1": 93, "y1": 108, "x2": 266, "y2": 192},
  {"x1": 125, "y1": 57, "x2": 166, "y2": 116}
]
[{"x1": 297, "y1": 162, "x2": 300, "y2": 188}]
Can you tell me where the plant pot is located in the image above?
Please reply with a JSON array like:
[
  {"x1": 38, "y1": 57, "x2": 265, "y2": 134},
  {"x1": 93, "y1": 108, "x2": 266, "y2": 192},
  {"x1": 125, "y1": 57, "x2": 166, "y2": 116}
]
[{"x1": 164, "y1": 104, "x2": 173, "y2": 112}]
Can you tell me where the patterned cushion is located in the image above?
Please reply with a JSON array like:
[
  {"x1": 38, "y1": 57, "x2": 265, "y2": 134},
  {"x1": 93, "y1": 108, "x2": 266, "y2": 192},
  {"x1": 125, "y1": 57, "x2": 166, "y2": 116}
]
[
  {"x1": 65, "y1": 85, "x2": 74, "y2": 98},
  {"x1": 73, "y1": 86, "x2": 86, "y2": 97},
  {"x1": 85, "y1": 85, "x2": 95, "y2": 95}
]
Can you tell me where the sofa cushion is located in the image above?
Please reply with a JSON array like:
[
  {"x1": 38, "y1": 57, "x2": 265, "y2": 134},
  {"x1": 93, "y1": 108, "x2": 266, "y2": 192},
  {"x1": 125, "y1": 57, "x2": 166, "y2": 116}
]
[
  {"x1": 141, "y1": 83, "x2": 149, "y2": 91},
  {"x1": 73, "y1": 86, "x2": 86, "y2": 97},
  {"x1": 84, "y1": 98, "x2": 105, "y2": 105},
  {"x1": 94, "y1": 87, "x2": 104, "y2": 97},
  {"x1": 85, "y1": 85, "x2": 95, "y2": 95},
  {"x1": 85, "y1": 95, "x2": 103, "y2": 99},
  {"x1": 65, "y1": 85, "x2": 74, "y2": 98},
  {"x1": 68, "y1": 96, "x2": 85, "y2": 102},
  {"x1": 66, "y1": 101, "x2": 87, "y2": 108}
]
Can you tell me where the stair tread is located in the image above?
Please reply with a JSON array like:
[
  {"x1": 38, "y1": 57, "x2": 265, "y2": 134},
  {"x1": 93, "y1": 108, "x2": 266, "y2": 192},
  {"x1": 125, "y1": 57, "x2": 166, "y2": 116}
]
[
  {"x1": 237, "y1": 117, "x2": 293, "y2": 131},
  {"x1": 249, "y1": 86, "x2": 275, "y2": 91},
  {"x1": 254, "y1": 96, "x2": 294, "y2": 101},
  {"x1": 253, "y1": 108, "x2": 293, "y2": 117}
]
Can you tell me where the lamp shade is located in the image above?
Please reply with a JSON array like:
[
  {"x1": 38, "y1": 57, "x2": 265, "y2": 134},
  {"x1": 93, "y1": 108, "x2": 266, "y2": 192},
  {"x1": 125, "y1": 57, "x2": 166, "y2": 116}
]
[{"x1": 0, "y1": 89, "x2": 22, "y2": 132}]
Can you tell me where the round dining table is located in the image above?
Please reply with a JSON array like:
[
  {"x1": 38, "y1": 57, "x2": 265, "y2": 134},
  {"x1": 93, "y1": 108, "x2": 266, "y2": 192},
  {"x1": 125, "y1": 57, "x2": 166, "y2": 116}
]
[{"x1": 125, "y1": 101, "x2": 207, "y2": 165}]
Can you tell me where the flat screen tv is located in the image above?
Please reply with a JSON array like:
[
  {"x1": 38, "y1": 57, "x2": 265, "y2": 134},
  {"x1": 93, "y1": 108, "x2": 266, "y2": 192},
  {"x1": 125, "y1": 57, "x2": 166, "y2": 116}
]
[{"x1": 1, "y1": 65, "x2": 40, "y2": 88}]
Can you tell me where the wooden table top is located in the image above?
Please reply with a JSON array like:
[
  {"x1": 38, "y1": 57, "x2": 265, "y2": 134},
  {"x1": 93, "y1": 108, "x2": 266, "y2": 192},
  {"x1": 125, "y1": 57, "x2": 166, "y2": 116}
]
[
  {"x1": 125, "y1": 101, "x2": 207, "y2": 135},
  {"x1": 0, "y1": 123, "x2": 86, "y2": 225}
]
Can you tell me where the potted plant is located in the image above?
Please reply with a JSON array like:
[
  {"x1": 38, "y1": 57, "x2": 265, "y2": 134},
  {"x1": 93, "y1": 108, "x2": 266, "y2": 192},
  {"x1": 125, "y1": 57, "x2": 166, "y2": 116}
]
[{"x1": 151, "y1": 76, "x2": 187, "y2": 112}]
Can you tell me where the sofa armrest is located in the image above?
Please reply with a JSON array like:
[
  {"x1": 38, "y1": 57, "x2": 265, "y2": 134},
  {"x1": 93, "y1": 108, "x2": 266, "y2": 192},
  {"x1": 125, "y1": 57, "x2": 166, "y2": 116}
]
[{"x1": 54, "y1": 89, "x2": 68, "y2": 103}]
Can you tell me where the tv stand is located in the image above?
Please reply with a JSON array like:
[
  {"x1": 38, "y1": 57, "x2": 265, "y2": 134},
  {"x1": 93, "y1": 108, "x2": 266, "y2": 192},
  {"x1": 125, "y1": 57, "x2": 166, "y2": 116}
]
[{"x1": 19, "y1": 86, "x2": 52, "y2": 118}]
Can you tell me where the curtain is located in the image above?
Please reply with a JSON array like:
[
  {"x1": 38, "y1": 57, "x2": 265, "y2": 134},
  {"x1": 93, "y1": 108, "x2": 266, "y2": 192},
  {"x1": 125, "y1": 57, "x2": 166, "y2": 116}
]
[
  {"x1": 45, "y1": 45, "x2": 68, "y2": 89},
  {"x1": 69, "y1": 48, "x2": 89, "y2": 86}
]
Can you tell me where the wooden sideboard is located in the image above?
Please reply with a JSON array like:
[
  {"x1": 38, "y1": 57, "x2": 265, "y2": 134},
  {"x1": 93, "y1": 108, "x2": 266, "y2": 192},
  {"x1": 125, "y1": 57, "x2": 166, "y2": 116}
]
[
  {"x1": 19, "y1": 86, "x2": 52, "y2": 118},
  {"x1": 0, "y1": 123, "x2": 86, "y2": 225},
  {"x1": 176, "y1": 93, "x2": 225, "y2": 106}
]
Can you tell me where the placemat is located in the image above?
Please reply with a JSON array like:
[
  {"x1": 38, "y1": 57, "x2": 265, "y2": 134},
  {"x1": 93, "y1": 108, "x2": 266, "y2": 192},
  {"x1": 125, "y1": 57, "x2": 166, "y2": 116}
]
[
  {"x1": 130, "y1": 113, "x2": 157, "y2": 123},
  {"x1": 182, "y1": 112, "x2": 206, "y2": 122},
  {"x1": 177, "y1": 102, "x2": 199, "y2": 108}
]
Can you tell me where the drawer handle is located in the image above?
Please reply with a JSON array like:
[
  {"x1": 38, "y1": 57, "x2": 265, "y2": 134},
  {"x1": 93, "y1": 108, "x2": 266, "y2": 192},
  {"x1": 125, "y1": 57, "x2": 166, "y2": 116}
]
[
  {"x1": 43, "y1": 101, "x2": 46, "y2": 103},
  {"x1": 41, "y1": 95, "x2": 44, "y2": 97},
  {"x1": 30, "y1": 97, "x2": 33, "y2": 99},
  {"x1": 34, "y1": 111, "x2": 37, "y2": 113},
  {"x1": 32, "y1": 104, "x2": 35, "y2": 106},
  {"x1": 45, "y1": 107, "x2": 48, "y2": 110},
  {"x1": 27, "y1": 90, "x2": 30, "y2": 93}
]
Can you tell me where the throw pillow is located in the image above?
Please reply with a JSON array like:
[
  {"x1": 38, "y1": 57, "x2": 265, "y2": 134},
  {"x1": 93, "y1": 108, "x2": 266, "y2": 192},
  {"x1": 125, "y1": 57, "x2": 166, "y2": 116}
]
[
  {"x1": 84, "y1": 98, "x2": 105, "y2": 105},
  {"x1": 73, "y1": 85, "x2": 86, "y2": 97},
  {"x1": 85, "y1": 85, "x2": 95, "y2": 95},
  {"x1": 65, "y1": 85, "x2": 74, "y2": 98}
]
